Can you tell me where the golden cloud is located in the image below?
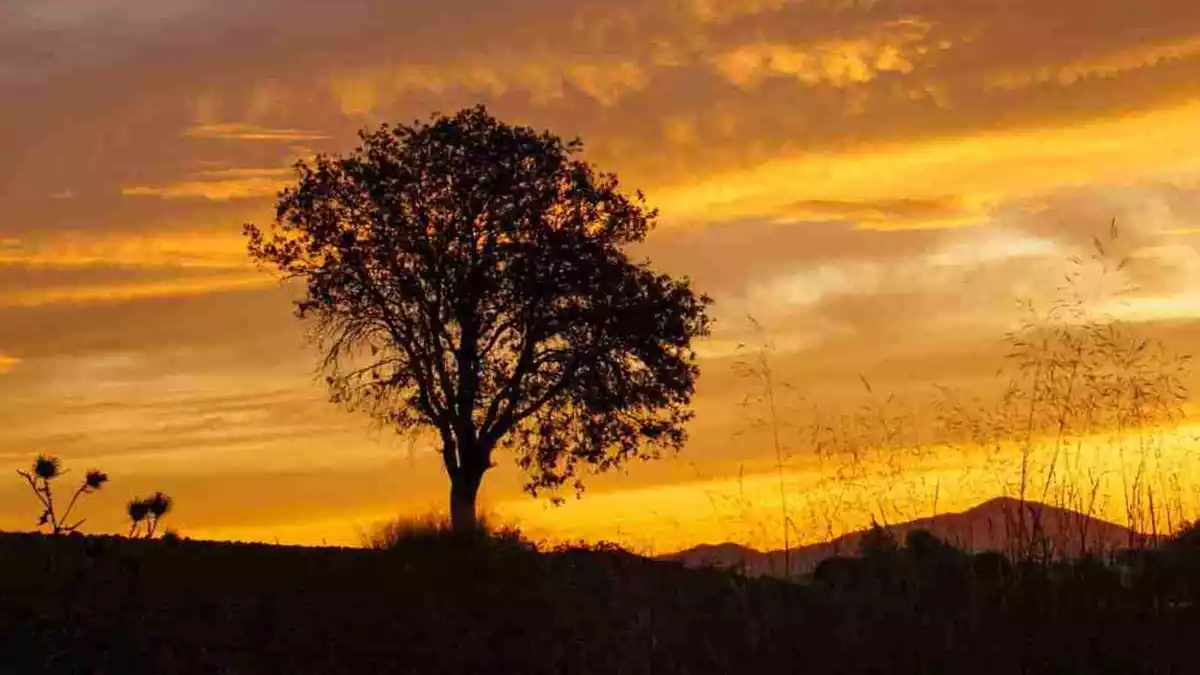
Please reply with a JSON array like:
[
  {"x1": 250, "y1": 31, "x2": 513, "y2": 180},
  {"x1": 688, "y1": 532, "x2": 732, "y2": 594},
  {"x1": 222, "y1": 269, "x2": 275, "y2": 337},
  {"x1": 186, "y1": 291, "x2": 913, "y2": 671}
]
[
  {"x1": 984, "y1": 34, "x2": 1200, "y2": 91},
  {"x1": 0, "y1": 355, "x2": 19, "y2": 374},
  {"x1": 712, "y1": 19, "x2": 938, "y2": 88},
  {"x1": 736, "y1": 229, "x2": 1056, "y2": 323},
  {"x1": 648, "y1": 98, "x2": 1200, "y2": 228},
  {"x1": 687, "y1": 0, "x2": 795, "y2": 25},
  {"x1": 122, "y1": 168, "x2": 294, "y2": 201},
  {"x1": 328, "y1": 57, "x2": 650, "y2": 115},
  {"x1": 776, "y1": 196, "x2": 990, "y2": 230},
  {"x1": 186, "y1": 123, "x2": 330, "y2": 142},
  {"x1": 0, "y1": 273, "x2": 274, "y2": 308},
  {"x1": 0, "y1": 230, "x2": 251, "y2": 269}
]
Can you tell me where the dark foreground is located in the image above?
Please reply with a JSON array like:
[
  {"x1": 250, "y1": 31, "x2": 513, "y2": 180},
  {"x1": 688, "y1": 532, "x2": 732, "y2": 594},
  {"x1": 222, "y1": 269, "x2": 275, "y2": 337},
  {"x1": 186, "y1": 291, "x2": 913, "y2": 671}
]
[{"x1": 2, "y1": 529, "x2": 1200, "y2": 674}]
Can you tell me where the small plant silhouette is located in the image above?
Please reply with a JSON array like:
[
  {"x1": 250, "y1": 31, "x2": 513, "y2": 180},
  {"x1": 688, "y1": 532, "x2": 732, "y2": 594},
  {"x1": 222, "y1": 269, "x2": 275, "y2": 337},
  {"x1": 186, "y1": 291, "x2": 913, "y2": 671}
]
[
  {"x1": 128, "y1": 492, "x2": 173, "y2": 539},
  {"x1": 16, "y1": 454, "x2": 108, "y2": 535}
]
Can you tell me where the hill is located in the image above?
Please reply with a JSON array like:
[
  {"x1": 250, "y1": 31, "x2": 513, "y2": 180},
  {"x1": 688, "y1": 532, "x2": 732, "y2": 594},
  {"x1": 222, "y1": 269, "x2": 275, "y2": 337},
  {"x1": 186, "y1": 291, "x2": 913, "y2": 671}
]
[
  {"x1": 0, "y1": 526, "x2": 1197, "y2": 673},
  {"x1": 660, "y1": 497, "x2": 1150, "y2": 577}
]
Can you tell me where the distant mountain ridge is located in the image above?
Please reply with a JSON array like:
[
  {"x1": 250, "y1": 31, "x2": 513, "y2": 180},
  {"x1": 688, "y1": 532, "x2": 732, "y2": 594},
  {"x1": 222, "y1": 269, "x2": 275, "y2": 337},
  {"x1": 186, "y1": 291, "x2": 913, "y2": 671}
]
[{"x1": 658, "y1": 497, "x2": 1152, "y2": 577}]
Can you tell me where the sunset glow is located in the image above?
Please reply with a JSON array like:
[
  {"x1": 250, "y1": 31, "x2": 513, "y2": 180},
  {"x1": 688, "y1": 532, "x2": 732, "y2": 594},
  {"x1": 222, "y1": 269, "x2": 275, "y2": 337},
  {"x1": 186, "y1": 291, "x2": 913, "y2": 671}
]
[{"x1": 5, "y1": 0, "x2": 1200, "y2": 552}]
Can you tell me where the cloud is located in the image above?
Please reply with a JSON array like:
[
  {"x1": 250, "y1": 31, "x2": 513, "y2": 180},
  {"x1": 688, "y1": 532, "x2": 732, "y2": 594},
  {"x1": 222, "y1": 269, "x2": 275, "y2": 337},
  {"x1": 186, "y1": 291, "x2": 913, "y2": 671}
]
[
  {"x1": 984, "y1": 34, "x2": 1200, "y2": 91},
  {"x1": 122, "y1": 168, "x2": 294, "y2": 201},
  {"x1": 648, "y1": 99, "x2": 1200, "y2": 228},
  {"x1": 777, "y1": 196, "x2": 989, "y2": 230},
  {"x1": 686, "y1": 0, "x2": 797, "y2": 25},
  {"x1": 0, "y1": 271, "x2": 273, "y2": 308},
  {"x1": 0, "y1": 355, "x2": 19, "y2": 374},
  {"x1": 712, "y1": 19, "x2": 938, "y2": 89},
  {"x1": 186, "y1": 122, "x2": 330, "y2": 141},
  {"x1": 0, "y1": 229, "x2": 251, "y2": 270},
  {"x1": 6, "y1": 0, "x2": 207, "y2": 31},
  {"x1": 0, "y1": 282, "x2": 302, "y2": 366},
  {"x1": 326, "y1": 57, "x2": 651, "y2": 115},
  {"x1": 737, "y1": 227, "x2": 1059, "y2": 321}
]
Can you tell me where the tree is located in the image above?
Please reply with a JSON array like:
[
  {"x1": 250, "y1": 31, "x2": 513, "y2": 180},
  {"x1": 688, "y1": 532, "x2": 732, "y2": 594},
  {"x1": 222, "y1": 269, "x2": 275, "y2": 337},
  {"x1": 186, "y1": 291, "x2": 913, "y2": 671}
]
[
  {"x1": 17, "y1": 455, "x2": 108, "y2": 535},
  {"x1": 245, "y1": 106, "x2": 713, "y2": 532}
]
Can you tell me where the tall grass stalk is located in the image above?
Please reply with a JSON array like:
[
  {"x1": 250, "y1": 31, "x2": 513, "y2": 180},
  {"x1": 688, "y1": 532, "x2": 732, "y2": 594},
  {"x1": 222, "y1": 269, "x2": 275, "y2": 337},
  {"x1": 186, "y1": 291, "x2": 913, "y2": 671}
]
[{"x1": 705, "y1": 222, "x2": 1194, "y2": 571}]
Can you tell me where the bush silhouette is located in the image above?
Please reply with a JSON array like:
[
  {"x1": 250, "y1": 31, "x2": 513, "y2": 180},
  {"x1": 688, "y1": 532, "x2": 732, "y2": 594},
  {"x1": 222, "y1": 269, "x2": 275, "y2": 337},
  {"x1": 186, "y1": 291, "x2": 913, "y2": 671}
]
[
  {"x1": 245, "y1": 105, "x2": 712, "y2": 531},
  {"x1": 363, "y1": 512, "x2": 535, "y2": 570}
]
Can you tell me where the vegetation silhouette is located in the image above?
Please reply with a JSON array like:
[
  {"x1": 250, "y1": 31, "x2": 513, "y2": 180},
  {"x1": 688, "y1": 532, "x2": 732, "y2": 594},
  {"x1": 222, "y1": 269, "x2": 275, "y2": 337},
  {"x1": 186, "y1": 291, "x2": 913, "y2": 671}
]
[
  {"x1": 16, "y1": 455, "x2": 107, "y2": 535},
  {"x1": 8, "y1": 522, "x2": 1200, "y2": 673},
  {"x1": 14, "y1": 455, "x2": 179, "y2": 546},
  {"x1": 245, "y1": 105, "x2": 712, "y2": 531},
  {"x1": 695, "y1": 222, "x2": 1193, "y2": 577},
  {"x1": 127, "y1": 492, "x2": 173, "y2": 539},
  {"x1": 934, "y1": 220, "x2": 1190, "y2": 559}
]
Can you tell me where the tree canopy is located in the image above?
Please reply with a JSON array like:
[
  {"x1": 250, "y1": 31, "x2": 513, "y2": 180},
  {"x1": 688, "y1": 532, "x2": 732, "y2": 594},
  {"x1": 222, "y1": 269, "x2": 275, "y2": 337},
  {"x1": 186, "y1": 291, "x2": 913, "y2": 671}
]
[{"x1": 245, "y1": 106, "x2": 712, "y2": 530}]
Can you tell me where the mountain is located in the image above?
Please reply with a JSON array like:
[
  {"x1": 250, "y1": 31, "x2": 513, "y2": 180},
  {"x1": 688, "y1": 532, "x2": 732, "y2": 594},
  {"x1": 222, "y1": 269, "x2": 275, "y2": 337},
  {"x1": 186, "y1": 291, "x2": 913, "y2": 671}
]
[{"x1": 659, "y1": 497, "x2": 1152, "y2": 577}]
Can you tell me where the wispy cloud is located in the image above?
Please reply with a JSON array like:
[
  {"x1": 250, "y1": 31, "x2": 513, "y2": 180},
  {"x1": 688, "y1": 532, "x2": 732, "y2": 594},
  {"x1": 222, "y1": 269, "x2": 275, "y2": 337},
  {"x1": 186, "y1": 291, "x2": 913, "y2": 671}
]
[
  {"x1": 0, "y1": 273, "x2": 273, "y2": 308},
  {"x1": 984, "y1": 34, "x2": 1200, "y2": 91},
  {"x1": 122, "y1": 168, "x2": 294, "y2": 201},
  {"x1": 186, "y1": 122, "x2": 330, "y2": 141},
  {"x1": 649, "y1": 99, "x2": 1200, "y2": 227},
  {"x1": 776, "y1": 197, "x2": 990, "y2": 231},
  {"x1": 0, "y1": 230, "x2": 250, "y2": 269},
  {"x1": 326, "y1": 57, "x2": 650, "y2": 114},
  {"x1": 712, "y1": 20, "x2": 941, "y2": 89}
]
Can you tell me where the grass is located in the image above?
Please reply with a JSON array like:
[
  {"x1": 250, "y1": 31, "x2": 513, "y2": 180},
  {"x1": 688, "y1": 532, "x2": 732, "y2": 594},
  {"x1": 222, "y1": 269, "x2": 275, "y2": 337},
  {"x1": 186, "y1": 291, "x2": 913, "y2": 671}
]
[
  {"x1": 362, "y1": 510, "x2": 531, "y2": 551},
  {"x1": 714, "y1": 223, "x2": 1197, "y2": 570}
]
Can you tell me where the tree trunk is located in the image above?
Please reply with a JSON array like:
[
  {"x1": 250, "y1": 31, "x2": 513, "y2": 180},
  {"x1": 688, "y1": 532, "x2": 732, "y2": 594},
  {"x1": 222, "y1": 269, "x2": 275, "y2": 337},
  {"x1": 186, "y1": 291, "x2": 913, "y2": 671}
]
[{"x1": 450, "y1": 474, "x2": 482, "y2": 534}]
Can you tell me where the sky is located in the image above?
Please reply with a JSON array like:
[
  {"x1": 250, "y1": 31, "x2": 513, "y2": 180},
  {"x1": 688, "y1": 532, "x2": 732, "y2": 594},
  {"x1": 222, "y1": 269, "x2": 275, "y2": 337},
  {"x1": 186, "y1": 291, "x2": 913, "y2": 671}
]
[{"x1": 4, "y1": 0, "x2": 1200, "y2": 551}]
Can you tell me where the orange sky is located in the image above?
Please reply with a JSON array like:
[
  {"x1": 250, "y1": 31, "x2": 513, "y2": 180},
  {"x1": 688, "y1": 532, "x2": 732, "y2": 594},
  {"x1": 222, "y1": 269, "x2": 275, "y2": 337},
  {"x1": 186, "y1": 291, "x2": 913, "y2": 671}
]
[{"x1": 4, "y1": 0, "x2": 1200, "y2": 551}]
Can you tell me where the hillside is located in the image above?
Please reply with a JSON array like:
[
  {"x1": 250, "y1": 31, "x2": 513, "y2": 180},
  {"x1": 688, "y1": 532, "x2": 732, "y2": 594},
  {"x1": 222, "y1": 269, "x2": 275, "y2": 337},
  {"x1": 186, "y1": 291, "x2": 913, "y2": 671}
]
[
  {"x1": 0, "y1": 526, "x2": 1198, "y2": 673},
  {"x1": 661, "y1": 497, "x2": 1149, "y2": 577}
]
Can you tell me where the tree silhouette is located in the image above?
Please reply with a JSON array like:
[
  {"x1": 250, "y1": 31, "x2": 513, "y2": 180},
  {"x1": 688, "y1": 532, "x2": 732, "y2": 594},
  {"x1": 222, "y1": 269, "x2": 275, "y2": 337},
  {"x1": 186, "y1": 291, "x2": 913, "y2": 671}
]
[
  {"x1": 246, "y1": 106, "x2": 712, "y2": 531},
  {"x1": 17, "y1": 454, "x2": 107, "y2": 535}
]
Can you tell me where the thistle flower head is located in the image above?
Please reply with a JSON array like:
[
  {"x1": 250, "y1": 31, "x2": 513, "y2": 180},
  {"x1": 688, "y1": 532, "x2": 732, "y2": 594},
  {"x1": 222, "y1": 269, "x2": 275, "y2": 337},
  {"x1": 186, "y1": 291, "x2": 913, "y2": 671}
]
[
  {"x1": 33, "y1": 455, "x2": 60, "y2": 480},
  {"x1": 127, "y1": 499, "x2": 150, "y2": 523},
  {"x1": 148, "y1": 492, "x2": 172, "y2": 518},
  {"x1": 84, "y1": 470, "x2": 108, "y2": 490}
]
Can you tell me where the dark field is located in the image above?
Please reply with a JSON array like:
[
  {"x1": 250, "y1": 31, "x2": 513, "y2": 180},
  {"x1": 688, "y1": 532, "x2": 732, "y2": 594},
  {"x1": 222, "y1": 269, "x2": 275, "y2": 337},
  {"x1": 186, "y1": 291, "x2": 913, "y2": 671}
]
[{"x1": 3, "y1": 528, "x2": 1200, "y2": 674}]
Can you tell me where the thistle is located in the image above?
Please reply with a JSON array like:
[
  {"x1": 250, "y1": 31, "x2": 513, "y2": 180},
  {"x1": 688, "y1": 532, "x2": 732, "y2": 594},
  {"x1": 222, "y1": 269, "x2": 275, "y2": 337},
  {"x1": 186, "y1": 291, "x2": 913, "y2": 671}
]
[
  {"x1": 128, "y1": 492, "x2": 174, "y2": 539},
  {"x1": 17, "y1": 455, "x2": 108, "y2": 535}
]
